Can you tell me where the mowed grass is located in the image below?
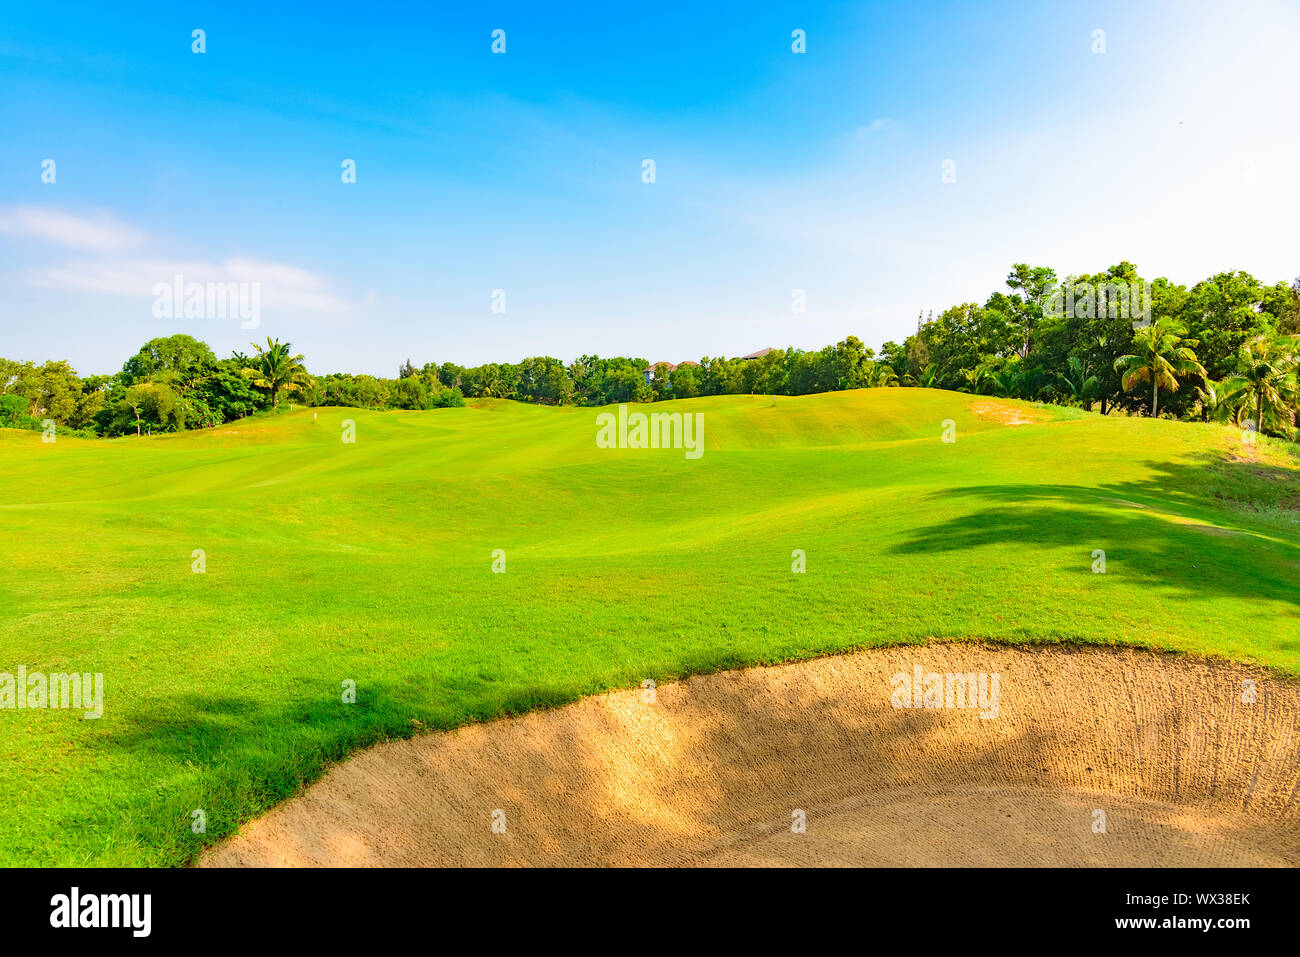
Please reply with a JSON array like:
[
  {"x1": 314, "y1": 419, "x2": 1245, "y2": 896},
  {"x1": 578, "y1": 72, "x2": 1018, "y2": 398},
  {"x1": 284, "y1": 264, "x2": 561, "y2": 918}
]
[{"x1": 0, "y1": 388, "x2": 1297, "y2": 866}]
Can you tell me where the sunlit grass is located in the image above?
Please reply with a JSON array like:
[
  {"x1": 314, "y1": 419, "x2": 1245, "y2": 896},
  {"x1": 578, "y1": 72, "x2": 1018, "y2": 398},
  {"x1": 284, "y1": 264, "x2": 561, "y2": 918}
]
[{"x1": 0, "y1": 388, "x2": 1296, "y2": 865}]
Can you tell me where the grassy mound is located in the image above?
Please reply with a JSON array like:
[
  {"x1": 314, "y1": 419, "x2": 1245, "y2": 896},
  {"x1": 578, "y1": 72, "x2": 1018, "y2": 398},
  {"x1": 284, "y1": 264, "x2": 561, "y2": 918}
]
[{"x1": 0, "y1": 389, "x2": 1296, "y2": 865}]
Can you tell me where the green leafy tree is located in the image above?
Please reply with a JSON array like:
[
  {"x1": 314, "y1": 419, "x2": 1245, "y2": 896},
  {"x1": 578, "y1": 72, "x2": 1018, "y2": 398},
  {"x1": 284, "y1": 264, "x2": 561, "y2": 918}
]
[
  {"x1": 196, "y1": 360, "x2": 267, "y2": 424},
  {"x1": 122, "y1": 335, "x2": 217, "y2": 387},
  {"x1": 1177, "y1": 271, "x2": 1277, "y2": 381},
  {"x1": 516, "y1": 356, "x2": 575, "y2": 405},
  {"x1": 319, "y1": 373, "x2": 391, "y2": 408},
  {"x1": 0, "y1": 393, "x2": 31, "y2": 428},
  {"x1": 1001, "y1": 263, "x2": 1058, "y2": 357},
  {"x1": 647, "y1": 362, "x2": 675, "y2": 400},
  {"x1": 113, "y1": 382, "x2": 180, "y2": 436},
  {"x1": 699, "y1": 356, "x2": 741, "y2": 396},
  {"x1": 392, "y1": 376, "x2": 432, "y2": 410}
]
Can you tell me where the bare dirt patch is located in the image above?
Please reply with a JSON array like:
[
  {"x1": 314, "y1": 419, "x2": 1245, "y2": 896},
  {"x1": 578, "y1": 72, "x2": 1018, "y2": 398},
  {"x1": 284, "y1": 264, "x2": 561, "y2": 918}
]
[
  {"x1": 202, "y1": 644, "x2": 1300, "y2": 867},
  {"x1": 1183, "y1": 523, "x2": 1246, "y2": 538},
  {"x1": 971, "y1": 401, "x2": 1049, "y2": 426}
]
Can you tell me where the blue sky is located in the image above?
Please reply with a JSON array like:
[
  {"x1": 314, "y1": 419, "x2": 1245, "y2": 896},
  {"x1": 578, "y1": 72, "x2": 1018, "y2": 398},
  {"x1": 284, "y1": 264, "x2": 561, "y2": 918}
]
[{"x1": 2, "y1": 0, "x2": 1299, "y2": 375}]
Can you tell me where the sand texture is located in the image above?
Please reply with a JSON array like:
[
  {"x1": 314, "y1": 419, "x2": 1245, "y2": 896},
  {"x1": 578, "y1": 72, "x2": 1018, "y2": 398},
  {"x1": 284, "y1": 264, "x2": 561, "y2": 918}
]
[{"x1": 202, "y1": 644, "x2": 1300, "y2": 867}]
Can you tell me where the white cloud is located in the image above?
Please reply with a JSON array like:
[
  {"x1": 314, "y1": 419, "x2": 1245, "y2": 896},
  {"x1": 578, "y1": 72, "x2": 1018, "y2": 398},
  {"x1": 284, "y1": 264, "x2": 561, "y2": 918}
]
[
  {"x1": 2, "y1": 207, "x2": 358, "y2": 317},
  {"x1": 0, "y1": 206, "x2": 146, "y2": 252},
  {"x1": 29, "y1": 257, "x2": 353, "y2": 314},
  {"x1": 855, "y1": 118, "x2": 897, "y2": 137}
]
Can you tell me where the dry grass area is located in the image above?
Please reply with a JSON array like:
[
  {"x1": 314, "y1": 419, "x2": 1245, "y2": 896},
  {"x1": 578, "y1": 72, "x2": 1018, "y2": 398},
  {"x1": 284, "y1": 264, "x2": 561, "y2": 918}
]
[
  {"x1": 970, "y1": 400, "x2": 1051, "y2": 426},
  {"x1": 202, "y1": 644, "x2": 1299, "y2": 867}
]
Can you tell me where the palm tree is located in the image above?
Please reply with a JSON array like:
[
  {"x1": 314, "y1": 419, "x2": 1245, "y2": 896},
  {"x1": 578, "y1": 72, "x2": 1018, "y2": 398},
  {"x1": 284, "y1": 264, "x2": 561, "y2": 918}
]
[
  {"x1": 984, "y1": 358, "x2": 1045, "y2": 400},
  {"x1": 1192, "y1": 378, "x2": 1221, "y2": 423},
  {"x1": 1059, "y1": 356, "x2": 1100, "y2": 409},
  {"x1": 991, "y1": 367, "x2": 1019, "y2": 398},
  {"x1": 958, "y1": 362, "x2": 995, "y2": 395},
  {"x1": 903, "y1": 363, "x2": 940, "y2": 388},
  {"x1": 477, "y1": 364, "x2": 506, "y2": 398},
  {"x1": 1113, "y1": 319, "x2": 1207, "y2": 418},
  {"x1": 1217, "y1": 336, "x2": 1299, "y2": 438},
  {"x1": 1020, "y1": 365, "x2": 1051, "y2": 401},
  {"x1": 862, "y1": 361, "x2": 899, "y2": 388},
  {"x1": 242, "y1": 338, "x2": 310, "y2": 410}
]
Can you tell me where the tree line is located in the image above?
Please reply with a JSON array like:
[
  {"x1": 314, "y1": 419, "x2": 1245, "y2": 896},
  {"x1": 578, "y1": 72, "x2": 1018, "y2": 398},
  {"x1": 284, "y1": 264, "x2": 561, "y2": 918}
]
[
  {"x1": 0, "y1": 336, "x2": 467, "y2": 438},
  {"x1": 2, "y1": 261, "x2": 1297, "y2": 439},
  {"x1": 882, "y1": 262, "x2": 1299, "y2": 436}
]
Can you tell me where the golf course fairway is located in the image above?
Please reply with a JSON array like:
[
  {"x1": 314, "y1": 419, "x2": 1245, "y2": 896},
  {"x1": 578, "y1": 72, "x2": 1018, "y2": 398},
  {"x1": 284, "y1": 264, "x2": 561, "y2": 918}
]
[{"x1": 1, "y1": 388, "x2": 1297, "y2": 866}]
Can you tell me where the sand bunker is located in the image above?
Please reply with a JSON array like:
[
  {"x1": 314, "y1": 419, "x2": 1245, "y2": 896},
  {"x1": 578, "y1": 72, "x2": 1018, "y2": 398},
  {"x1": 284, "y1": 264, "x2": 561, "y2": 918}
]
[{"x1": 203, "y1": 644, "x2": 1300, "y2": 867}]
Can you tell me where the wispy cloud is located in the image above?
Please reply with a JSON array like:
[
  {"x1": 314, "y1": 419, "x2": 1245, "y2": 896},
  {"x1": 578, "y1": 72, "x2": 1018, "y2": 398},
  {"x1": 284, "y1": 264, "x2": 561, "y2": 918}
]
[
  {"x1": 3, "y1": 206, "x2": 359, "y2": 317},
  {"x1": 0, "y1": 206, "x2": 146, "y2": 252},
  {"x1": 855, "y1": 118, "x2": 898, "y2": 138},
  {"x1": 30, "y1": 257, "x2": 353, "y2": 314}
]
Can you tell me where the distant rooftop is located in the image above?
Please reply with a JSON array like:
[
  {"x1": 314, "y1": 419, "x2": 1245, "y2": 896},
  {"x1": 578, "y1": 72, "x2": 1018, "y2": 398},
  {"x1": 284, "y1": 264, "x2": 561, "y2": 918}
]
[{"x1": 643, "y1": 350, "x2": 775, "y2": 373}]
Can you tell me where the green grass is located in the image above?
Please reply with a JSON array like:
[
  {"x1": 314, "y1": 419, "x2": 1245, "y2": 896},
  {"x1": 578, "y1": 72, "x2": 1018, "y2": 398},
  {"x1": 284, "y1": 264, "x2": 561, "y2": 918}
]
[{"x1": 0, "y1": 388, "x2": 1297, "y2": 866}]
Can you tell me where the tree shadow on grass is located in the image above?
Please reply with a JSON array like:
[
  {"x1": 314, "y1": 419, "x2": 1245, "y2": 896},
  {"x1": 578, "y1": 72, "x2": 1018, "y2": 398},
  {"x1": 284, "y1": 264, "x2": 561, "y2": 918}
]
[
  {"x1": 69, "y1": 689, "x2": 408, "y2": 864},
  {"x1": 1097, "y1": 452, "x2": 1300, "y2": 521},
  {"x1": 891, "y1": 454, "x2": 1300, "y2": 611},
  {"x1": 71, "y1": 672, "x2": 635, "y2": 865}
]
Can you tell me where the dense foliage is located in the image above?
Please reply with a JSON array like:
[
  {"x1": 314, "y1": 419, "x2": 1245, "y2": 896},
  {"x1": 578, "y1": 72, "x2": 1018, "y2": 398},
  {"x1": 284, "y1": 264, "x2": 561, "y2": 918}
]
[
  {"x1": 882, "y1": 263, "x2": 1300, "y2": 435},
  {"x1": 4, "y1": 263, "x2": 1298, "y2": 439},
  {"x1": 0, "y1": 335, "x2": 467, "y2": 437}
]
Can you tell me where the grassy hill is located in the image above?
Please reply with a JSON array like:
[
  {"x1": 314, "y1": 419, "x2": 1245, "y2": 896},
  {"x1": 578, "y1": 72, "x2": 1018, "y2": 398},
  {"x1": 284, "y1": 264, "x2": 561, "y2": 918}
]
[{"x1": 0, "y1": 388, "x2": 1297, "y2": 865}]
